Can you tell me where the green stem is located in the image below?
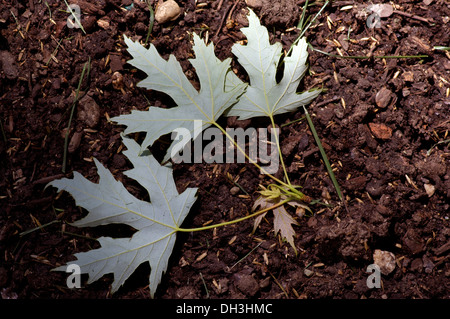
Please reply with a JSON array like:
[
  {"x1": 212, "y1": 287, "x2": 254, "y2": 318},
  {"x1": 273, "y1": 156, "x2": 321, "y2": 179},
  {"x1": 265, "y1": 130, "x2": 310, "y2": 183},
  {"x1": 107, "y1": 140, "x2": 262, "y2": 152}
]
[
  {"x1": 176, "y1": 197, "x2": 291, "y2": 232},
  {"x1": 269, "y1": 115, "x2": 291, "y2": 186},
  {"x1": 286, "y1": 0, "x2": 329, "y2": 58},
  {"x1": 211, "y1": 121, "x2": 307, "y2": 201},
  {"x1": 62, "y1": 58, "x2": 91, "y2": 173},
  {"x1": 303, "y1": 105, "x2": 343, "y2": 201}
]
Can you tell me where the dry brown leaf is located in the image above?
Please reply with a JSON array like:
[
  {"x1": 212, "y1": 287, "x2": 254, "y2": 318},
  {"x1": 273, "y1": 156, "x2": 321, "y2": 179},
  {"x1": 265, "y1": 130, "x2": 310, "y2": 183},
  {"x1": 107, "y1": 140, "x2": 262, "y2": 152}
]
[
  {"x1": 252, "y1": 196, "x2": 299, "y2": 253},
  {"x1": 273, "y1": 206, "x2": 299, "y2": 252}
]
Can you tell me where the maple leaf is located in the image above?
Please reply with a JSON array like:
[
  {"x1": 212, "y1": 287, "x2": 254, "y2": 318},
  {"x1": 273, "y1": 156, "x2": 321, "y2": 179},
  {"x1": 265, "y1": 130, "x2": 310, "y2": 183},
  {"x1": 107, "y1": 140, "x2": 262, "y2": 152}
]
[
  {"x1": 225, "y1": 9, "x2": 321, "y2": 120},
  {"x1": 252, "y1": 185, "x2": 312, "y2": 254},
  {"x1": 111, "y1": 34, "x2": 246, "y2": 159},
  {"x1": 49, "y1": 136, "x2": 198, "y2": 297},
  {"x1": 252, "y1": 196, "x2": 300, "y2": 253}
]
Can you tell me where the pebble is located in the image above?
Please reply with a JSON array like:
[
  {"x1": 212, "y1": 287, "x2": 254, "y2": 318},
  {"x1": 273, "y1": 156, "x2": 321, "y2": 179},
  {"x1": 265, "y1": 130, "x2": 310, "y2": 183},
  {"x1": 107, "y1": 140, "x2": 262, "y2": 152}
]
[
  {"x1": 304, "y1": 269, "x2": 314, "y2": 277},
  {"x1": 245, "y1": 0, "x2": 263, "y2": 9},
  {"x1": 424, "y1": 183, "x2": 435, "y2": 197},
  {"x1": 68, "y1": 130, "x2": 83, "y2": 153},
  {"x1": 155, "y1": 0, "x2": 181, "y2": 24},
  {"x1": 111, "y1": 71, "x2": 124, "y2": 91},
  {"x1": 373, "y1": 249, "x2": 396, "y2": 275},
  {"x1": 422, "y1": 255, "x2": 434, "y2": 274},
  {"x1": 375, "y1": 87, "x2": 392, "y2": 109},
  {"x1": 230, "y1": 186, "x2": 240, "y2": 195},
  {"x1": 0, "y1": 50, "x2": 19, "y2": 79},
  {"x1": 77, "y1": 94, "x2": 101, "y2": 128}
]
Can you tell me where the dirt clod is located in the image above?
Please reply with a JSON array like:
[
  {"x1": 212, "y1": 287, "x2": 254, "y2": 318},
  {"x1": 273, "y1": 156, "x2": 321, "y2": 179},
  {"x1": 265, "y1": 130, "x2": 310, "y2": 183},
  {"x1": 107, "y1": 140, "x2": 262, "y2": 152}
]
[{"x1": 233, "y1": 271, "x2": 259, "y2": 297}]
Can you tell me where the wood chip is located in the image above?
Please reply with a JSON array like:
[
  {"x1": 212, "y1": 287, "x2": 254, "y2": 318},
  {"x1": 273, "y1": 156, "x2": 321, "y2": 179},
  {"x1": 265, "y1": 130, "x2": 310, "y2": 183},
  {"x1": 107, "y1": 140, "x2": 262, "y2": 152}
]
[
  {"x1": 368, "y1": 123, "x2": 393, "y2": 140},
  {"x1": 196, "y1": 251, "x2": 208, "y2": 262}
]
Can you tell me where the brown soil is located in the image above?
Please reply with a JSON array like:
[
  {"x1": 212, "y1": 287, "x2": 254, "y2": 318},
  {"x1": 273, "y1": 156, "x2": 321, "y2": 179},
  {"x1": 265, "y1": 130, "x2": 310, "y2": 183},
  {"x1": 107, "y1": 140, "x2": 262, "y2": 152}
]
[{"x1": 1, "y1": 0, "x2": 449, "y2": 300}]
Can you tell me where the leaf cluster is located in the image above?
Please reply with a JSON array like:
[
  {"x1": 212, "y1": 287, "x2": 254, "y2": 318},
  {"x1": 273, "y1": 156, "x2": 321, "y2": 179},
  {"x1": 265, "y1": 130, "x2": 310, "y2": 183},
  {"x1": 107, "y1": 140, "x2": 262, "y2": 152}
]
[{"x1": 49, "y1": 9, "x2": 320, "y2": 297}]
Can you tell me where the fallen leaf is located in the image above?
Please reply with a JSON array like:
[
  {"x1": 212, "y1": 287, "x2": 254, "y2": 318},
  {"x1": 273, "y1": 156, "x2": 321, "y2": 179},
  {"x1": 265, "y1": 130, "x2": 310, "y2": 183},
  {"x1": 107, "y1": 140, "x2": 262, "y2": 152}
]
[{"x1": 273, "y1": 206, "x2": 299, "y2": 253}]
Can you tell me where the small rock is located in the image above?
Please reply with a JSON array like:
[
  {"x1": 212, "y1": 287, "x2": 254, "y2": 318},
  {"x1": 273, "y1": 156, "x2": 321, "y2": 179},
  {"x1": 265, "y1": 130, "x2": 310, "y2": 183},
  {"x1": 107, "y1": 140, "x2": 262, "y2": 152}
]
[
  {"x1": 304, "y1": 268, "x2": 314, "y2": 277},
  {"x1": 155, "y1": 0, "x2": 181, "y2": 24},
  {"x1": 109, "y1": 55, "x2": 123, "y2": 72},
  {"x1": 97, "y1": 16, "x2": 110, "y2": 29},
  {"x1": 259, "y1": 277, "x2": 271, "y2": 289},
  {"x1": 368, "y1": 123, "x2": 393, "y2": 140},
  {"x1": 373, "y1": 249, "x2": 396, "y2": 275},
  {"x1": 230, "y1": 186, "x2": 240, "y2": 195},
  {"x1": 245, "y1": 0, "x2": 262, "y2": 9},
  {"x1": 112, "y1": 154, "x2": 126, "y2": 168},
  {"x1": 68, "y1": 130, "x2": 83, "y2": 153},
  {"x1": 282, "y1": 133, "x2": 303, "y2": 156},
  {"x1": 375, "y1": 87, "x2": 392, "y2": 108},
  {"x1": 77, "y1": 94, "x2": 101, "y2": 128},
  {"x1": 424, "y1": 183, "x2": 435, "y2": 197},
  {"x1": 366, "y1": 179, "x2": 385, "y2": 197},
  {"x1": 111, "y1": 71, "x2": 124, "y2": 91},
  {"x1": 1, "y1": 288, "x2": 18, "y2": 299},
  {"x1": 0, "y1": 50, "x2": 19, "y2": 79},
  {"x1": 297, "y1": 133, "x2": 309, "y2": 152},
  {"x1": 402, "y1": 71, "x2": 414, "y2": 82},
  {"x1": 422, "y1": 255, "x2": 434, "y2": 273},
  {"x1": 226, "y1": 116, "x2": 252, "y2": 129}
]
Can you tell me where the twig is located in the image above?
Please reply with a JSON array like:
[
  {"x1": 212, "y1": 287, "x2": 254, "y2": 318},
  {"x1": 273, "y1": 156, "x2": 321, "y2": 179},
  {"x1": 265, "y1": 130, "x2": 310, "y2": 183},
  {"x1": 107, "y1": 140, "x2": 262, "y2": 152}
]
[
  {"x1": 216, "y1": 0, "x2": 225, "y2": 11},
  {"x1": 267, "y1": 269, "x2": 289, "y2": 298},
  {"x1": 393, "y1": 10, "x2": 434, "y2": 25},
  {"x1": 227, "y1": 0, "x2": 240, "y2": 21},
  {"x1": 213, "y1": 0, "x2": 239, "y2": 41},
  {"x1": 314, "y1": 96, "x2": 340, "y2": 108},
  {"x1": 144, "y1": 0, "x2": 155, "y2": 46}
]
